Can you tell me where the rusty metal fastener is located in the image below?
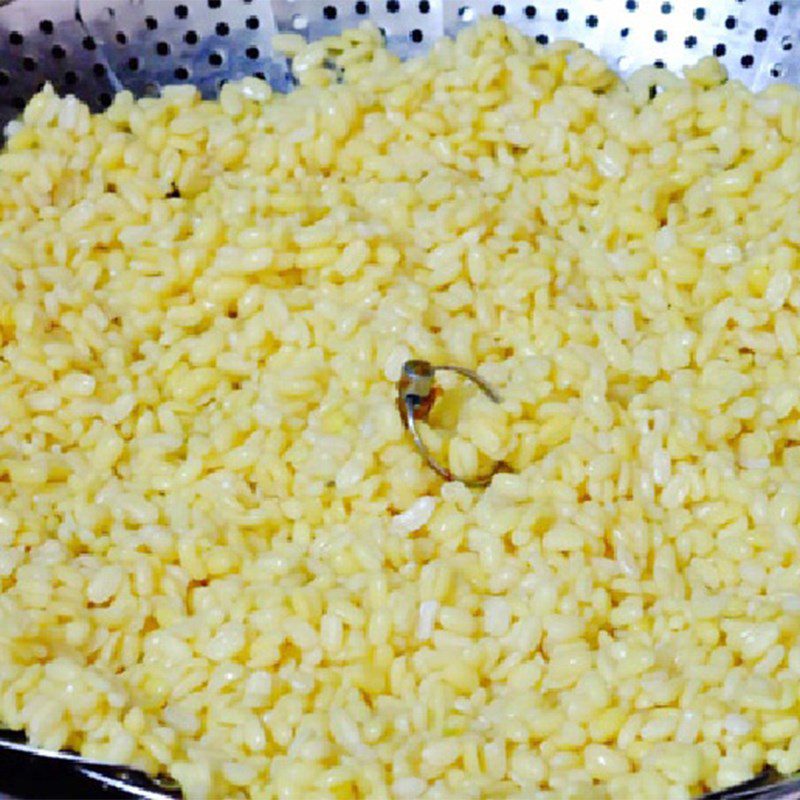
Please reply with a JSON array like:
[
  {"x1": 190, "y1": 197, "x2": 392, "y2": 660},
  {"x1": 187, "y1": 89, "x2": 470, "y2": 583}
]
[{"x1": 396, "y1": 359, "x2": 510, "y2": 487}]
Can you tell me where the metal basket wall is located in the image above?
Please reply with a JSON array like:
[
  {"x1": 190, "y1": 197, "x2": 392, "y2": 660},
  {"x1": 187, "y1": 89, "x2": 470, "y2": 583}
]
[
  {"x1": 1, "y1": 1, "x2": 800, "y2": 799},
  {"x1": 0, "y1": 0, "x2": 799, "y2": 134}
]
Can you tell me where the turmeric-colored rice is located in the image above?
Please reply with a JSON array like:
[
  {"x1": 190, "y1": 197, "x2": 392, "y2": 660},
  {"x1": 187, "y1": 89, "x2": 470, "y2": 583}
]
[{"x1": 2, "y1": 19, "x2": 800, "y2": 799}]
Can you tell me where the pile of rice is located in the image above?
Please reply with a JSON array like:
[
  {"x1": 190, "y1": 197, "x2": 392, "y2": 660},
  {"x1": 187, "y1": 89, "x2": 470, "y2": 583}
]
[{"x1": 2, "y1": 18, "x2": 800, "y2": 799}]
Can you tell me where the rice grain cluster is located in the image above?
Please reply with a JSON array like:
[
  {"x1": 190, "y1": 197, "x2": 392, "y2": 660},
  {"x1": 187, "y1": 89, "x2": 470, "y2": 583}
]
[{"x1": 2, "y1": 19, "x2": 800, "y2": 800}]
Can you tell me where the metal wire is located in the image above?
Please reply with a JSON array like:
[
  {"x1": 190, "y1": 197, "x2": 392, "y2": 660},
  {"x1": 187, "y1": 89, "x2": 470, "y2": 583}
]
[{"x1": 397, "y1": 359, "x2": 507, "y2": 486}]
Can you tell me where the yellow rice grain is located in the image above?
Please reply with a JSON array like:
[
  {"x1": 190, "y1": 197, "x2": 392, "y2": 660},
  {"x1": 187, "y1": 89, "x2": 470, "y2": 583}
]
[{"x1": 2, "y1": 17, "x2": 800, "y2": 799}]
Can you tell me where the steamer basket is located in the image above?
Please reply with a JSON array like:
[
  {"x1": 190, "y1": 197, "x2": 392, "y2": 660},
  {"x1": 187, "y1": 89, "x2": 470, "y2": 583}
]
[
  {"x1": 1, "y1": 0, "x2": 799, "y2": 131},
  {"x1": 1, "y1": 1, "x2": 800, "y2": 799}
]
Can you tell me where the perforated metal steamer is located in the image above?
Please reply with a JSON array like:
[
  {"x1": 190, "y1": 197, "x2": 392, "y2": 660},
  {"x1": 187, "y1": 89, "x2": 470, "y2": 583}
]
[
  {"x1": 0, "y1": 0, "x2": 799, "y2": 130},
  {"x1": 1, "y1": 0, "x2": 800, "y2": 798}
]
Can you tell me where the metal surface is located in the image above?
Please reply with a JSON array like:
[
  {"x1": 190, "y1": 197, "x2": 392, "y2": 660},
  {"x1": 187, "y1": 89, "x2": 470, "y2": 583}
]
[
  {"x1": 1, "y1": 0, "x2": 800, "y2": 798},
  {"x1": 0, "y1": 0, "x2": 798, "y2": 132},
  {"x1": 0, "y1": 728, "x2": 179, "y2": 800},
  {"x1": 397, "y1": 359, "x2": 508, "y2": 486}
]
